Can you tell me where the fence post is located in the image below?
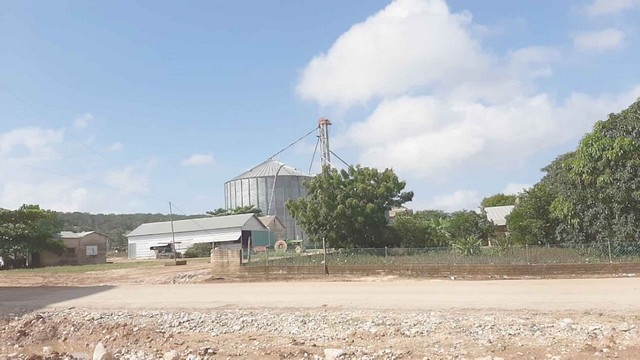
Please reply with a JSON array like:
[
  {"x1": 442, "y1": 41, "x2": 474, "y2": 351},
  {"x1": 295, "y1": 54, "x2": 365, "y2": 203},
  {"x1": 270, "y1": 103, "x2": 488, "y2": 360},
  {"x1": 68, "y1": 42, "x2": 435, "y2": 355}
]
[
  {"x1": 607, "y1": 240, "x2": 613, "y2": 264},
  {"x1": 526, "y1": 244, "x2": 530, "y2": 265},
  {"x1": 322, "y1": 236, "x2": 328, "y2": 275},
  {"x1": 385, "y1": 246, "x2": 388, "y2": 258},
  {"x1": 266, "y1": 247, "x2": 269, "y2": 266}
]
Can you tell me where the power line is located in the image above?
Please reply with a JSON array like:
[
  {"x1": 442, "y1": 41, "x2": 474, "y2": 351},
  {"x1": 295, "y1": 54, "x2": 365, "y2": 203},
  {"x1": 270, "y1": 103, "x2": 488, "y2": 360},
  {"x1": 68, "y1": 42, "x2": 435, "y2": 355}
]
[
  {"x1": 267, "y1": 127, "x2": 318, "y2": 161},
  {"x1": 308, "y1": 136, "x2": 320, "y2": 174},
  {"x1": 329, "y1": 150, "x2": 351, "y2": 168}
]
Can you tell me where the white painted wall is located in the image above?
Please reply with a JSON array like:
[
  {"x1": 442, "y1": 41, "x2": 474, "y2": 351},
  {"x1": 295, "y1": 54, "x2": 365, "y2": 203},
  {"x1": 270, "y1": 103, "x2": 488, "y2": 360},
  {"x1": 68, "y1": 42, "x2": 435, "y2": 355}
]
[{"x1": 128, "y1": 227, "x2": 242, "y2": 259}]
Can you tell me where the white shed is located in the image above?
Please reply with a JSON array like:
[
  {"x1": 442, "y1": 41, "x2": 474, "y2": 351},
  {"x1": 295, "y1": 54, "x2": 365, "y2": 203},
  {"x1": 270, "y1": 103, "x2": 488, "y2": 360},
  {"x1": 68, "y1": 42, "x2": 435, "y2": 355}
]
[{"x1": 126, "y1": 213, "x2": 266, "y2": 259}]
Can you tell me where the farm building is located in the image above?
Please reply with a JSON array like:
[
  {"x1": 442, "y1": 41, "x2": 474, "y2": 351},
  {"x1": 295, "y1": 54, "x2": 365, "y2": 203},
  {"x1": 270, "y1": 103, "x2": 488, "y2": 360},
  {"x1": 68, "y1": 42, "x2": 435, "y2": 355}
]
[
  {"x1": 126, "y1": 213, "x2": 269, "y2": 259},
  {"x1": 484, "y1": 205, "x2": 515, "y2": 237},
  {"x1": 224, "y1": 160, "x2": 312, "y2": 240},
  {"x1": 36, "y1": 231, "x2": 108, "y2": 267},
  {"x1": 258, "y1": 215, "x2": 286, "y2": 241}
]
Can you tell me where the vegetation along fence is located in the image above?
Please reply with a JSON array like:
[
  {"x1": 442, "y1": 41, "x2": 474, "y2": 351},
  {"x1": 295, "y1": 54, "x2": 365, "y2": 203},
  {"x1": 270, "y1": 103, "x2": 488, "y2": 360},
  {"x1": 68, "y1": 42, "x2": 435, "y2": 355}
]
[{"x1": 243, "y1": 243, "x2": 640, "y2": 267}]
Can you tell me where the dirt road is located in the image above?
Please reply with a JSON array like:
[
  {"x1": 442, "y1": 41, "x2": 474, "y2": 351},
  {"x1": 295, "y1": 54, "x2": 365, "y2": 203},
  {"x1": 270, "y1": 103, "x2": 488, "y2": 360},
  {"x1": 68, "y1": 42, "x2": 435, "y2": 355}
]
[
  {"x1": 2, "y1": 277, "x2": 639, "y2": 313},
  {"x1": 2, "y1": 278, "x2": 640, "y2": 359}
]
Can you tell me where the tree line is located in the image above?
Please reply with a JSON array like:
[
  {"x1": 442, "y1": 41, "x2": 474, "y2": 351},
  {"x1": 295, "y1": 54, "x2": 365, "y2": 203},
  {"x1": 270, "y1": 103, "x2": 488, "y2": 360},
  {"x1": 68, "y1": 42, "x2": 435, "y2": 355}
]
[{"x1": 506, "y1": 99, "x2": 640, "y2": 245}]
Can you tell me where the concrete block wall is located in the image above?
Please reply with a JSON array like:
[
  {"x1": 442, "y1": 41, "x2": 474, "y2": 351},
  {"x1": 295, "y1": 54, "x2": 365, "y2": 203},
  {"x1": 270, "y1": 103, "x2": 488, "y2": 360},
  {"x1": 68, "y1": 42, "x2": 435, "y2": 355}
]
[{"x1": 211, "y1": 249, "x2": 241, "y2": 275}]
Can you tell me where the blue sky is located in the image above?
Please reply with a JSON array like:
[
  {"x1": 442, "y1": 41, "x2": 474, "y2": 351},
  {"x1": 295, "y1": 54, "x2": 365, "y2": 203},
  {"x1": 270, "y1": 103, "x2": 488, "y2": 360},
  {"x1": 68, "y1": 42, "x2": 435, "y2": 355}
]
[{"x1": 1, "y1": 0, "x2": 639, "y2": 215}]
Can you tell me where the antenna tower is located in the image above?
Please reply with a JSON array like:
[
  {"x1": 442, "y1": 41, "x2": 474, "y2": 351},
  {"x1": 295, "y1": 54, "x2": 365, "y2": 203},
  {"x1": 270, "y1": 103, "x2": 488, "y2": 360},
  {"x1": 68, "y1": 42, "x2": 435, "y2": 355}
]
[{"x1": 318, "y1": 118, "x2": 332, "y2": 168}]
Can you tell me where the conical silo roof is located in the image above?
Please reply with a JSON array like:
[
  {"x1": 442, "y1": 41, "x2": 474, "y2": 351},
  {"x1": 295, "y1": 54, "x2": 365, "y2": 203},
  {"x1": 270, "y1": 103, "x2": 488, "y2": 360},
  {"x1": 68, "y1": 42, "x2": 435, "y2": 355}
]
[{"x1": 231, "y1": 160, "x2": 310, "y2": 181}]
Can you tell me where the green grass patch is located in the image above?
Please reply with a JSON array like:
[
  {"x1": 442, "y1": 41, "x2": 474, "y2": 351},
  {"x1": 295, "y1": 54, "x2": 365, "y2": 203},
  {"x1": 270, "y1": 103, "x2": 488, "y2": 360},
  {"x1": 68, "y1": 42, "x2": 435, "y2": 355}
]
[
  {"x1": 3, "y1": 260, "x2": 162, "y2": 274},
  {"x1": 245, "y1": 246, "x2": 640, "y2": 267}
]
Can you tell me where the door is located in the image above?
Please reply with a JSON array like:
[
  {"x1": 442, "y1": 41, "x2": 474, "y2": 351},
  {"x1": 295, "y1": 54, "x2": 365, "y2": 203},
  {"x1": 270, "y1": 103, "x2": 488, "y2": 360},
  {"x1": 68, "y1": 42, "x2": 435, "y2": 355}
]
[{"x1": 128, "y1": 243, "x2": 137, "y2": 259}]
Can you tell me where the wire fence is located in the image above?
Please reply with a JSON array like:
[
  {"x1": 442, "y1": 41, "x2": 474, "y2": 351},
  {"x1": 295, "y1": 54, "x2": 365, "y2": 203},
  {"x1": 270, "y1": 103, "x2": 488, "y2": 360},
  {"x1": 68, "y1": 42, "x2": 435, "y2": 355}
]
[{"x1": 243, "y1": 242, "x2": 640, "y2": 267}]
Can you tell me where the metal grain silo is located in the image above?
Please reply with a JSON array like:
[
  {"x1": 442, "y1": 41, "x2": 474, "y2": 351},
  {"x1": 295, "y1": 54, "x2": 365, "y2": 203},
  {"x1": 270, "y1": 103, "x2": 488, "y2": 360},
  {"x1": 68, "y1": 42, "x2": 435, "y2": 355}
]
[{"x1": 224, "y1": 160, "x2": 312, "y2": 240}]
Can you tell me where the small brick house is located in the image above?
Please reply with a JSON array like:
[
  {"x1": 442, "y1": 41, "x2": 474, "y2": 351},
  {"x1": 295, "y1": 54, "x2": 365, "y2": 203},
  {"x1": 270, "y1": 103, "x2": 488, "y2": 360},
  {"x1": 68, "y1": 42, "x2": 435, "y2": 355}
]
[{"x1": 36, "y1": 231, "x2": 109, "y2": 267}]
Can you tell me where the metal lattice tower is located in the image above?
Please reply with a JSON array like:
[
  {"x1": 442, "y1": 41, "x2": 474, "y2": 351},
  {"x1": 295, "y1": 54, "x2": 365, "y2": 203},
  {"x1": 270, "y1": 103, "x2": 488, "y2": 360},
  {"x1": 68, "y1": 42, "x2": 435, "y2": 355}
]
[{"x1": 318, "y1": 118, "x2": 332, "y2": 168}]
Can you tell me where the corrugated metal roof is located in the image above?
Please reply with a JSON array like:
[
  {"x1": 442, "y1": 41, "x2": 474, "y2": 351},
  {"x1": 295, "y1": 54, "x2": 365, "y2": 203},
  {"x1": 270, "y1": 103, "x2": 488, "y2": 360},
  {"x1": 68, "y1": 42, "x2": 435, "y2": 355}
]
[
  {"x1": 59, "y1": 231, "x2": 95, "y2": 238},
  {"x1": 484, "y1": 205, "x2": 515, "y2": 226},
  {"x1": 230, "y1": 160, "x2": 311, "y2": 181},
  {"x1": 127, "y1": 213, "x2": 258, "y2": 237}
]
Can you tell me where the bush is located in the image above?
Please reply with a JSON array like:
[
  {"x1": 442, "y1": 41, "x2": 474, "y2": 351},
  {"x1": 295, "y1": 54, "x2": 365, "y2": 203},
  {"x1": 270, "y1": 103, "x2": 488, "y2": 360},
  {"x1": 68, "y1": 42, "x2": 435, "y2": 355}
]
[
  {"x1": 184, "y1": 242, "x2": 212, "y2": 258},
  {"x1": 451, "y1": 236, "x2": 482, "y2": 256}
]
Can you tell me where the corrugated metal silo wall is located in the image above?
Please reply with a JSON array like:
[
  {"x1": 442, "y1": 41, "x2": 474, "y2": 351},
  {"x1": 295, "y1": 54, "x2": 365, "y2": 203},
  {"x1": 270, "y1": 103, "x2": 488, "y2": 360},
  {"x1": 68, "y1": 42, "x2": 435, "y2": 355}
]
[{"x1": 224, "y1": 175, "x2": 311, "y2": 240}]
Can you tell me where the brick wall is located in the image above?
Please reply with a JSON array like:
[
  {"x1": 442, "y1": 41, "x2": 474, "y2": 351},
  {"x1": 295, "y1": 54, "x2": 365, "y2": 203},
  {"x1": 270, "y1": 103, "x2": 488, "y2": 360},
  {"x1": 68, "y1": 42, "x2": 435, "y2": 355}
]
[{"x1": 239, "y1": 263, "x2": 640, "y2": 279}]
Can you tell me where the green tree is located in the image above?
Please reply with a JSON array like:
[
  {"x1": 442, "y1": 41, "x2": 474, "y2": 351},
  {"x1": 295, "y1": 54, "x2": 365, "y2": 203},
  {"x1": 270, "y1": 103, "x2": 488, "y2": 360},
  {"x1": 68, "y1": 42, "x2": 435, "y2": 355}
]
[
  {"x1": 391, "y1": 212, "x2": 434, "y2": 248},
  {"x1": 206, "y1": 205, "x2": 263, "y2": 217},
  {"x1": 481, "y1": 193, "x2": 517, "y2": 208},
  {"x1": 286, "y1": 165, "x2": 413, "y2": 248},
  {"x1": 560, "y1": 100, "x2": 640, "y2": 243},
  {"x1": 0, "y1": 205, "x2": 63, "y2": 263},
  {"x1": 390, "y1": 210, "x2": 451, "y2": 248},
  {"x1": 507, "y1": 98, "x2": 640, "y2": 245},
  {"x1": 506, "y1": 183, "x2": 559, "y2": 245},
  {"x1": 446, "y1": 210, "x2": 493, "y2": 244}
]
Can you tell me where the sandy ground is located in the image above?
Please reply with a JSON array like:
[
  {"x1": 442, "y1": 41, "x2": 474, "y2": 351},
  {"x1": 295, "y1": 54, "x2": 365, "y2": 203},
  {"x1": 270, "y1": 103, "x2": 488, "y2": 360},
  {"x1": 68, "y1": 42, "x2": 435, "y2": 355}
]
[
  {"x1": 2, "y1": 263, "x2": 640, "y2": 359},
  {"x1": 1, "y1": 278, "x2": 640, "y2": 313}
]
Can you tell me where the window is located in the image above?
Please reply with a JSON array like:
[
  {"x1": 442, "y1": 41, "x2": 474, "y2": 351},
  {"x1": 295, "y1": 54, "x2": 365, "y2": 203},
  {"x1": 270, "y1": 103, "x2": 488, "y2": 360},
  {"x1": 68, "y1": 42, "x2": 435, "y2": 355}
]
[{"x1": 86, "y1": 245, "x2": 98, "y2": 256}]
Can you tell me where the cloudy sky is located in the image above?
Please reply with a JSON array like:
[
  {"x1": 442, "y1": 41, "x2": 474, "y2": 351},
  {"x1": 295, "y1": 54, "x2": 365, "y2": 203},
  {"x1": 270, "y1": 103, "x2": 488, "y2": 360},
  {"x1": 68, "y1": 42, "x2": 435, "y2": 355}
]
[{"x1": 1, "y1": 0, "x2": 639, "y2": 214}]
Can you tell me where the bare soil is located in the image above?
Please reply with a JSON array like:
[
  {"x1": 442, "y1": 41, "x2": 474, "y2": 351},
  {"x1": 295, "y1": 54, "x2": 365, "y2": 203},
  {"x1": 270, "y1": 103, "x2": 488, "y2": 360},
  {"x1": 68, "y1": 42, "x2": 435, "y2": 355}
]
[{"x1": 1, "y1": 260, "x2": 640, "y2": 359}]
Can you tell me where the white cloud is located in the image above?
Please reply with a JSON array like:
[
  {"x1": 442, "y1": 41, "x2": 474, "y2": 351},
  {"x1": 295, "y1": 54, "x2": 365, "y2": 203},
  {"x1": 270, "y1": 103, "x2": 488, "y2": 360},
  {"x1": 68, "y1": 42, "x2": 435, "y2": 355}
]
[
  {"x1": 343, "y1": 87, "x2": 640, "y2": 178},
  {"x1": 74, "y1": 113, "x2": 93, "y2": 129},
  {"x1": 108, "y1": 142, "x2": 123, "y2": 151},
  {"x1": 0, "y1": 179, "x2": 91, "y2": 213},
  {"x1": 0, "y1": 160, "x2": 155, "y2": 213},
  {"x1": 0, "y1": 127, "x2": 64, "y2": 163},
  {"x1": 0, "y1": 125, "x2": 155, "y2": 213},
  {"x1": 296, "y1": 0, "x2": 490, "y2": 107},
  {"x1": 106, "y1": 166, "x2": 151, "y2": 195},
  {"x1": 181, "y1": 153, "x2": 215, "y2": 166},
  {"x1": 298, "y1": 0, "x2": 640, "y2": 180},
  {"x1": 423, "y1": 190, "x2": 480, "y2": 211},
  {"x1": 502, "y1": 183, "x2": 532, "y2": 195},
  {"x1": 573, "y1": 28, "x2": 625, "y2": 51},
  {"x1": 508, "y1": 46, "x2": 560, "y2": 80},
  {"x1": 586, "y1": 0, "x2": 638, "y2": 17}
]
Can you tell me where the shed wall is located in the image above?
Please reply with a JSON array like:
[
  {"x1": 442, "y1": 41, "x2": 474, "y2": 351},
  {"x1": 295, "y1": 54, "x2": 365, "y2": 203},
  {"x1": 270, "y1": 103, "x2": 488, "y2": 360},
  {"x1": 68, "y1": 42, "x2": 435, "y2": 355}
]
[{"x1": 128, "y1": 227, "x2": 242, "y2": 259}]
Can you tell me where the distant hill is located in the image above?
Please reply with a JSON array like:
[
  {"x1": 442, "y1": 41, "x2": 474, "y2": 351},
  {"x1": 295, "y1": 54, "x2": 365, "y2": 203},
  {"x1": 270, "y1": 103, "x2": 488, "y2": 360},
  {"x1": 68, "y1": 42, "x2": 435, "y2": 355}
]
[{"x1": 56, "y1": 212, "x2": 205, "y2": 250}]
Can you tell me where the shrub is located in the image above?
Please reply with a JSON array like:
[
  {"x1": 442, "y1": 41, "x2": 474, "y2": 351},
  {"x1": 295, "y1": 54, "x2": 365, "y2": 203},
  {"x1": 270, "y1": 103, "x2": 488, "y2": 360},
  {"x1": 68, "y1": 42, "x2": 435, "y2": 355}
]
[
  {"x1": 184, "y1": 242, "x2": 212, "y2": 258},
  {"x1": 451, "y1": 236, "x2": 482, "y2": 256}
]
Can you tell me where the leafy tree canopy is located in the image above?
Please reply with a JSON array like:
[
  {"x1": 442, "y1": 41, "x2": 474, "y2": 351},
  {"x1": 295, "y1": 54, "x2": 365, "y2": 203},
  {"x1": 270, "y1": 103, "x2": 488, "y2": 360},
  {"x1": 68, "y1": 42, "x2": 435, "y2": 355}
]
[
  {"x1": 481, "y1": 193, "x2": 517, "y2": 208},
  {"x1": 206, "y1": 205, "x2": 263, "y2": 217},
  {"x1": 391, "y1": 210, "x2": 451, "y2": 247},
  {"x1": 0, "y1": 204, "x2": 63, "y2": 259},
  {"x1": 508, "y1": 98, "x2": 640, "y2": 244},
  {"x1": 286, "y1": 165, "x2": 413, "y2": 248},
  {"x1": 447, "y1": 210, "x2": 493, "y2": 242},
  {"x1": 506, "y1": 183, "x2": 559, "y2": 245}
]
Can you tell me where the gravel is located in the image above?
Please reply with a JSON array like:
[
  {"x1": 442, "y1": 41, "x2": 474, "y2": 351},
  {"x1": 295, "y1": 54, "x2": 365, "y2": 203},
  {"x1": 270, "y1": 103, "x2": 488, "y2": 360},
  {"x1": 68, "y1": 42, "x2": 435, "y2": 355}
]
[{"x1": 0, "y1": 308, "x2": 638, "y2": 359}]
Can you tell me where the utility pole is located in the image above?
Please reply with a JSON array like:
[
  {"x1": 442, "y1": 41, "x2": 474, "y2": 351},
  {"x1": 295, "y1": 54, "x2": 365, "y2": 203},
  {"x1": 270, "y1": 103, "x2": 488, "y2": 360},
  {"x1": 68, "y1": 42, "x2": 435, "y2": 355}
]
[
  {"x1": 318, "y1": 117, "x2": 331, "y2": 276},
  {"x1": 318, "y1": 118, "x2": 332, "y2": 168},
  {"x1": 169, "y1": 201, "x2": 177, "y2": 265}
]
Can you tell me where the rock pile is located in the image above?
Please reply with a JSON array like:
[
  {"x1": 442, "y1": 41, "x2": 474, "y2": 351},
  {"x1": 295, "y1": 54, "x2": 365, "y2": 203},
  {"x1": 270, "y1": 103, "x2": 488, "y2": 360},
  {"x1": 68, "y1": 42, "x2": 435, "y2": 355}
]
[{"x1": 0, "y1": 308, "x2": 638, "y2": 359}]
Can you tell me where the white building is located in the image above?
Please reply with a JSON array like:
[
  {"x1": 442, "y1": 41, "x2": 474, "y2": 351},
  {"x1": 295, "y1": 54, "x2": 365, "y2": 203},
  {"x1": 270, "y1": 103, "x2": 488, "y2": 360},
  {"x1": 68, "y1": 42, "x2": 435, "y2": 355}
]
[{"x1": 126, "y1": 213, "x2": 266, "y2": 259}]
